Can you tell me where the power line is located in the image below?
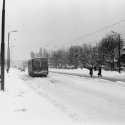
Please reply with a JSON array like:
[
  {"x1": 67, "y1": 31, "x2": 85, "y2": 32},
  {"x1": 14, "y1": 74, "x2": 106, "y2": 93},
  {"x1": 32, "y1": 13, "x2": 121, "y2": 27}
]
[{"x1": 54, "y1": 19, "x2": 125, "y2": 48}]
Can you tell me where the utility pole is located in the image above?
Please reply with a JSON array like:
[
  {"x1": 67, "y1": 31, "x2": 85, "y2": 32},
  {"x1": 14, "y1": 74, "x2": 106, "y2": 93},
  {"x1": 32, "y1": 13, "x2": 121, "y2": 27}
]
[
  {"x1": 111, "y1": 31, "x2": 121, "y2": 73},
  {"x1": 1, "y1": 0, "x2": 5, "y2": 91},
  {"x1": 118, "y1": 34, "x2": 121, "y2": 73}
]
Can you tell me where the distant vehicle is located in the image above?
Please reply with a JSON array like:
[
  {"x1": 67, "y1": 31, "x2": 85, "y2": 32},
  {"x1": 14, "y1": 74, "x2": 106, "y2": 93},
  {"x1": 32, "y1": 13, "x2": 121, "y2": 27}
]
[
  {"x1": 20, "y1": 67, "x2": 25, "y2": 71},
  {"x1": 18, "y1": 67, "x2": 21, "y2": 70},
  {"x1": 28, "y1": 58, "x2": 48, "y2": 77}
]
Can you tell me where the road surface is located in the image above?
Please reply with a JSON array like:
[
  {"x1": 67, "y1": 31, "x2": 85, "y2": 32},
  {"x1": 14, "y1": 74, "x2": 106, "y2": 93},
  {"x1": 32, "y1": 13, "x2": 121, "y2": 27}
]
[{"x1": 20, "y1": 71, "x2": 125, "y2": 125}]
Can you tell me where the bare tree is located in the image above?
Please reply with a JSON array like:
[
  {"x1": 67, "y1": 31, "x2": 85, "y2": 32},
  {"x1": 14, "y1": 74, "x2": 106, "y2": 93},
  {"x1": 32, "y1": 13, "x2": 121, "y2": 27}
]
[{"x1": 30, "y1": 51, "x2": 35, "y2": 59}]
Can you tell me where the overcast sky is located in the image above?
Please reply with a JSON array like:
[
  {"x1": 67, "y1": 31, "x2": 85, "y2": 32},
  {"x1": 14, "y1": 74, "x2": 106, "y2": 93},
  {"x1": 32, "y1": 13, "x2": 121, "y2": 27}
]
[{"x1": 0, "y1": 0, "x2": 125, "y2": 60}]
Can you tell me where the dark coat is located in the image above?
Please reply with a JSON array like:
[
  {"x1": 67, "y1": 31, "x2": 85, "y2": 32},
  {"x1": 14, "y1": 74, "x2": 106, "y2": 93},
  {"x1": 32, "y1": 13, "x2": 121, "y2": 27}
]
[
  {"x1": 89, "y1": 67, "x2": 93, "y2": 76},
  {"x1": 98, "y1": 67, "x2": 102, "y2": 76}
]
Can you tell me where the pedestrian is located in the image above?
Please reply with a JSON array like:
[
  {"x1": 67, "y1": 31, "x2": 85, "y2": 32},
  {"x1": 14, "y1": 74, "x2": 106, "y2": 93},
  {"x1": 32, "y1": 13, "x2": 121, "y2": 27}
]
[
  {"x1": 6, "y1": 68, "x2": 9, "y2": 73},
  {"x1": 89, "y1": 66, "x2": 93, "y2": 77},
  {"x1": 94, "y1": 66, "x2": 97, "y2": 71},
  {"x1": 98, "y1": 66, "x2": 102, "y2": 77}
]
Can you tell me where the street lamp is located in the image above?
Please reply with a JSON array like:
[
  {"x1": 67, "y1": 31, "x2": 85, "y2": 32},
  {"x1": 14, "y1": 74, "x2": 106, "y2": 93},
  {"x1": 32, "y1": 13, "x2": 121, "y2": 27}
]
[
  {"x1": 7, "y1": 30, "x2": 18, "y2": 73},
  {"x1": 111, "y1": 31, "x2": 121, "y2": 73},
  {"x1": 6, "y1": 45, "x2": 14, "y2": 73}
]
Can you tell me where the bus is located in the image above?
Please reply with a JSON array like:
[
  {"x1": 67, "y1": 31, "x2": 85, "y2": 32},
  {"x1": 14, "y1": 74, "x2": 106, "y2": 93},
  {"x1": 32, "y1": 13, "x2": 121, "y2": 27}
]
[{"x1": 28, "y1": 58, "x2": 48, "y2": 77}]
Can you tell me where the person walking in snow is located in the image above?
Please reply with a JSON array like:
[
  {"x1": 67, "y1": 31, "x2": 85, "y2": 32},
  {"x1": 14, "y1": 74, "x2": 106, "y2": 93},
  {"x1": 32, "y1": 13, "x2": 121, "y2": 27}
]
[
  {"x1": 89, "y1": 66, "x2": 93, "y2": 77},
  {"x1": 98, "y1": 66, "x2": 102, "y2": 77},
  {"x1": 94, "y1": 66, "x2": 97, "y2": 71}
]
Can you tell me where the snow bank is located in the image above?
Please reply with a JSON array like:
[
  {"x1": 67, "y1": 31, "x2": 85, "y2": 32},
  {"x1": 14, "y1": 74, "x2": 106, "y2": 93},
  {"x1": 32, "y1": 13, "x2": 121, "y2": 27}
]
[
  {"x1": 0, "y1": 69, "x2": 76, "y2": 125},
  {"x1": 49, "y1": 68, "x2": 125, "y2": 81}
]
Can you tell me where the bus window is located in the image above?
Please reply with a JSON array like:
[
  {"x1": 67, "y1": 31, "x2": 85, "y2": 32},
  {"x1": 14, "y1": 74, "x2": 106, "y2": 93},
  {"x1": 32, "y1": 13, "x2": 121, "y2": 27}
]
[
  {"x1": 33, "y1": 60, "x2": 41, "y2": 68},
  {"x1": 41, "y1": 61, "x2": 48, "y2": 66}
]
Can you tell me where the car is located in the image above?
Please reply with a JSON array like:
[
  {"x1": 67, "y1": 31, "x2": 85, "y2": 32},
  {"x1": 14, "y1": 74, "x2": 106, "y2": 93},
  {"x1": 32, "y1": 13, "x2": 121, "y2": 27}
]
[
  {"x1": 20, "y1": 68, "x2": 25, "y2": 71},
  {"x1": 18, "y1": 67, "x2": 21, "y2": 70}
]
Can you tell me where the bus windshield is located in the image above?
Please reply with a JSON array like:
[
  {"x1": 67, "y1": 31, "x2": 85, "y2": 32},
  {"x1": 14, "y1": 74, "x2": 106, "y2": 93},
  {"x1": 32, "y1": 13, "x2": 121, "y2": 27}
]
[
  {"x1": 33, "y1": 60, "x2": 41, "y2": 68},
  {"x1": 33, "y1": 58, "x2": 48, "y2": 68}
]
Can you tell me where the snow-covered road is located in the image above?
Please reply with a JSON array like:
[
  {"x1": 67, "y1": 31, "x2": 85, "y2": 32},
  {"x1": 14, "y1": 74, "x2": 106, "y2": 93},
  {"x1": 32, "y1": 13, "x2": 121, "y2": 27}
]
[{"x1": 19, "y1": 70, "x2": 125, "y2": 125}]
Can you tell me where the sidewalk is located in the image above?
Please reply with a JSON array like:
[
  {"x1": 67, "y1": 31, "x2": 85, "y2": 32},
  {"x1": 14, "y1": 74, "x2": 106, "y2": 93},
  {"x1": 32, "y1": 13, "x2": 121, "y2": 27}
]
[
  {"x1": 0, "y1": 69, "x2": 75, "y2": 125},
  {"x1": 49, "y1": 68, "x2": 125, "y2": 83}
]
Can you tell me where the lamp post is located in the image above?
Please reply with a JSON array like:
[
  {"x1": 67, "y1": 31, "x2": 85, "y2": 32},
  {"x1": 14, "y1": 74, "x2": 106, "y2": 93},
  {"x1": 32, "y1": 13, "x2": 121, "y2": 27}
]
[
  {"x1": 7, "y1": 45, "x2": 14, "y2": 73},
  {"x1": 7, "y1": 30, "x2": 18, "y2": 73},
  {"x1": 111, "y1": 31, "x2": 121, "y2": 73},
  {"x1": 1, "y1": 0, "x2": 5, "y2": 91}
]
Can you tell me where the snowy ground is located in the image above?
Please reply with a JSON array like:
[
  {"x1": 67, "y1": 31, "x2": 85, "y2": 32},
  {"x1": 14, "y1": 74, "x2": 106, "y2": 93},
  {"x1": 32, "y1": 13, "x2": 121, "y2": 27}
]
[
  {"x1": 1, "y1": 69, "x2": 74, "y2": 125},
  {"x1": 1, "y1": 68, "x2": 125, "y2": 125}
]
